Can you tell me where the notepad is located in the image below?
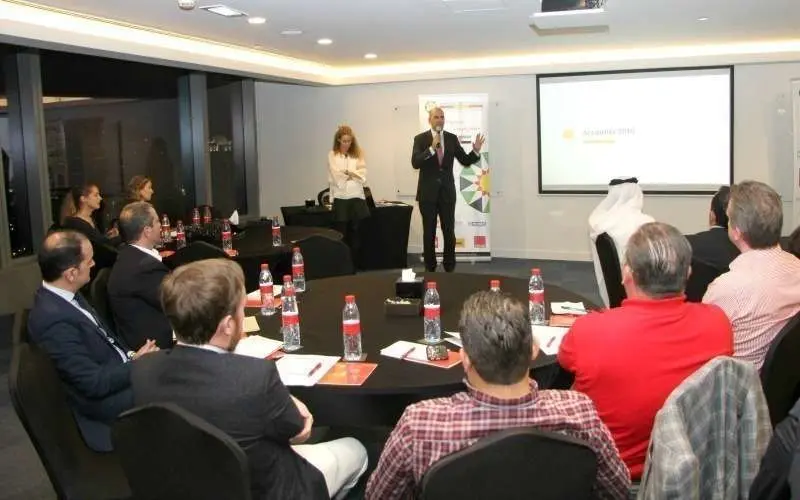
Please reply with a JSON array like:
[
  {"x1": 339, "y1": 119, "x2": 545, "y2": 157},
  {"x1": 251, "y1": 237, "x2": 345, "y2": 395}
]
[
  {"x1": 276, "y1": 354, "x2": 340, "y2": 386},
  {"x1": 242, "y1": 316, "x2": 260, "y2": 333},
  {"x1": 532, "y1": 325, "x2": 569, "y2": 356},
  {"x1": 233, "y1": 335, "x2": 283, "y2": 359},
  {"x1": 550, "y1": 301, "x2": 587, "y2": 315},
  {"x1": 380, "y1": 341, "x2": 462, "y2": 369}
]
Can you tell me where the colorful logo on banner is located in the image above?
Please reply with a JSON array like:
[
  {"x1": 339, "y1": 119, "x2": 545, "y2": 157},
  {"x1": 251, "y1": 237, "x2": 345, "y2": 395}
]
[{"x1": 459, "y1": 152, "x2": 490, "y2": 214}]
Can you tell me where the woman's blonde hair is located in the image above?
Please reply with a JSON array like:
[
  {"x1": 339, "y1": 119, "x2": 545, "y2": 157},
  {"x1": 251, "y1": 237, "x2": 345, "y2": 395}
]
[
  {"x1": 127, "y1": 175, "x2": 152, "y2": 201},
  {"x1": 331, "y1": 125, "x2": 362, "y2": 159}
]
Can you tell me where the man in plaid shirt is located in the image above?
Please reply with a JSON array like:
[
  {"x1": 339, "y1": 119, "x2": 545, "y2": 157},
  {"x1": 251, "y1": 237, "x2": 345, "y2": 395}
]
[{"x1": 366, "y1": 291, "x2": 631, "y2": 499}]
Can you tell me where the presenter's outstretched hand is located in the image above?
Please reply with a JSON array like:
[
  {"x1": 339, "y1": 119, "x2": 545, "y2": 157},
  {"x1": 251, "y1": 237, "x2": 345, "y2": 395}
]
[
  {"x1": 473, "y1": 133, "x2": 486, "y2": 153},
  {"x1": 432, "y1": 133, "x2": 441, "y2": 150}
]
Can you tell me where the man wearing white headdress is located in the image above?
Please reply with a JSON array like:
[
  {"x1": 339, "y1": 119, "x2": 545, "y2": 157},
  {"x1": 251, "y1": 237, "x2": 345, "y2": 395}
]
[{"x1": 589, "y1": 178, "x2": 654, "y2": 307}]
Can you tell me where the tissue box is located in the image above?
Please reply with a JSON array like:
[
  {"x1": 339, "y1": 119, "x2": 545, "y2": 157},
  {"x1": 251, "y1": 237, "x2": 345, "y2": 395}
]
[
  {"x1": 384, "y1": 298, "x2": 422, "y2": 317},
  {"x1": 395, "y1": 278, "x2": 425, "y2": 299}
]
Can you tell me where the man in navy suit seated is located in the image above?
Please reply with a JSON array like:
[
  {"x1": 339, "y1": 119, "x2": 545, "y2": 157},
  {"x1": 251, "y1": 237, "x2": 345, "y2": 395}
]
[{"x1": 28, "y1": 230, "x2": 158, "y2": 452}]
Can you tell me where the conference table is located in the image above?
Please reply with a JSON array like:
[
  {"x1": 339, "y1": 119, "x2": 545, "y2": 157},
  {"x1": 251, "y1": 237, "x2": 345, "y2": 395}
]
[
  {"x1": 280, "y1": 203, "x2": 412, "y2": 270},
  {"x1": 246, "y1": 271, "x2": 593, "y2": 428}
]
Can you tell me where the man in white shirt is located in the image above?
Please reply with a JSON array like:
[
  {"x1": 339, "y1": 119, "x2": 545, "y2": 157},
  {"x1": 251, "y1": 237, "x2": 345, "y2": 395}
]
[
  {"x1": 108, "y1": 202, "x2": 173, "y2": 349},
  {"x1": 589, "y1": 178, "x2": 655, "y2": 307}
]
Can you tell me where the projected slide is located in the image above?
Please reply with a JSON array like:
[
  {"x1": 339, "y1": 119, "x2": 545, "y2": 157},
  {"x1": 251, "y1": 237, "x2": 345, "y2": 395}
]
[{"x1": 537, "y1": 67, "x2": 732, "y2": 193}]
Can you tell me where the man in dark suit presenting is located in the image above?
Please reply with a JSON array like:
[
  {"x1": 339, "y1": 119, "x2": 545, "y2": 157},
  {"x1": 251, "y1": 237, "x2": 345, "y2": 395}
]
[
  {"x1": 412, "y1": 107, "x2": 485, "y2": 272},
  {"x1": 28, "y1": 230, "x2": 158, "y2": 451},
  {"x1": 108, "y1": 201, "x2": 172, "y2": 349}
]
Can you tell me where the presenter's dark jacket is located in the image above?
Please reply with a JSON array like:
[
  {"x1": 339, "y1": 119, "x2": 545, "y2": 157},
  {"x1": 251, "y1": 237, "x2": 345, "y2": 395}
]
[
  {"x1": 28, "y1": 286, "x2": 134, "y2": 452},
  {"x1": 686, "y1": 226, "x2": 740, "y2": 271},
  {"x1": 411, "y1": 130, "x2": 481, "y2": 204},
  {"x1": 107, "y1": 244, "x2": 173, "y2": 349},
  {"x1": 132, "y1": 345, "x2": 328, "y2": 500}
]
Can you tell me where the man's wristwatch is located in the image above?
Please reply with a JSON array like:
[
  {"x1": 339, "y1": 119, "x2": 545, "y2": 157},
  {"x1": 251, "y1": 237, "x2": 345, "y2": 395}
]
[{"x1": 126, "y1": 350, "x2": 136, "y2": 361}]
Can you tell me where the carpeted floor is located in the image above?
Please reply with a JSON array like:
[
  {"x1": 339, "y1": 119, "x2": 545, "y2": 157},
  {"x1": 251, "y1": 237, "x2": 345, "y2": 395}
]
[{"x1": 0, "y1": 258, "x2": 599, "y2": 499}]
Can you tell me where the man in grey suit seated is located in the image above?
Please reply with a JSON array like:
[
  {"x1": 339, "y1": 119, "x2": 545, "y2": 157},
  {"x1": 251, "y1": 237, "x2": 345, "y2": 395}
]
[{"x1": 132, "y1": 259, "x2": 368, "y2": 499}]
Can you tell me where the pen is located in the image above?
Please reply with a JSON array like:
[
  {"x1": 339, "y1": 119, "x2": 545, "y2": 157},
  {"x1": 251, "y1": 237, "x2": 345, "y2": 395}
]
[
  {"x1": 307, "y1": 362, "x2": 323, "y2": 377},
  {"x1": 400, "y1": 347, "x2": 416, "y2": 360},
  {"x1": 546, "y1": 336, "x2": 556, "y2": 348}
]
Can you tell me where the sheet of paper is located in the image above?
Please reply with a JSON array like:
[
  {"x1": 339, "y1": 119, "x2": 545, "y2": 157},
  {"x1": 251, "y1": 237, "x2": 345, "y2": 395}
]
[
  {"x1": 276, "y1": 354, "x2": 340, "y2": 387},
  {"x1": 233, "y1": 335, "x2": 283, "y2": 359},
  {"x1": 445, "y1": 337, "x2": 462, "y2": 348},
  {"x1": 444, "y1": 330, "x2": 461, "y2": 338},
  {"x1": 550, "y1": 301, "x2": 587, "y2": 315},
  {"x1": 380, "y1": 340, "x2": 429, "y2": 362},
  {"x1": 242, "y1": 316, "x2": 260, "y2": 333},
  {"x1": 532, "y1": 325, "x2": 569, "y2": 356}
]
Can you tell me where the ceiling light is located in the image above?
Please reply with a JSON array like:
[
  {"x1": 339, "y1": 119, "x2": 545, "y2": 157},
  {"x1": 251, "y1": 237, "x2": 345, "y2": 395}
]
[
  {"x1": 697, "y1": 17, "x2": 710, "y2": 22},
  {"x1": 199, "y1": 5, "x2": 246, "y2": 17},
  {"x1": 248, "y1": 16, "x2": 266, "y2": 25},
  {"x1": 364, "y1": 53, "x2": 377, "y2": 60},
  {"x1": 317, "y1": 38, "x2": 333, "y2": 45},
  {"x1": 281, "y1": 29, "x2": 303, "y2": 36}
]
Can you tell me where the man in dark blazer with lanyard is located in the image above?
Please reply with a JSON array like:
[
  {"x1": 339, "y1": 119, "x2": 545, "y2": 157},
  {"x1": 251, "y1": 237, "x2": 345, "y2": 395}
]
[
  {"x1": 412, "y1": 107, "x2": 485, "y2": 272},
  {"x1": 28, "y1": 230, "x2": 158, "y2": 451}
]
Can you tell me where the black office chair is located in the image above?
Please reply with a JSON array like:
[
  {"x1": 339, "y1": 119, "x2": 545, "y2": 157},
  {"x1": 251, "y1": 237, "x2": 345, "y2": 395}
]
[
  {"x1": 317, "y1": 188, "x2": 331, "y2": 206},
  {"x1": 760, "y1": 310, "x2": 800, "y2": 427},
  {"x1": 297, "y1": 235, "x2": 355, "y2": 281},
  {"x1": 419, "y1": 427, "x2": 597, "y2": 500},
  {"x1": 89, "y1": 268, "x2": 115, "y2": 332},
  {"x1": 113, "y1": 403, "x2": 251, "y2": 500},
  {"x1": 685, "y1": 259, "x2": 724, "y2": 303},
  {"x1": 163, "y1": 240, "x2": 231, "y2": 270},
  {"x1": 595, "y1": 232, "x2": 626, "y2": 308},
  {"x1": 8, "y1": 343, "x2": 131, "y2": 500},
  {"x1": 12, "y1": 308, "x2": 30, "y2": 346}
]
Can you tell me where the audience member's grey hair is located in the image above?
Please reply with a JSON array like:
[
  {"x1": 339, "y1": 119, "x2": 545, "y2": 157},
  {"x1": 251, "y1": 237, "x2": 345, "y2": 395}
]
[
  {"x1": 458, "y1": 291, "x2": 533, "y2": 385},
  {"x1": 624, "y1": 222, "x2": 691, "y2": 298},
  {"x1": 119, "y1": 201, "x2": 157, "y2": 243},
  {"x1": 729, "y1": 181, "x2": 782, "y2": 249}
]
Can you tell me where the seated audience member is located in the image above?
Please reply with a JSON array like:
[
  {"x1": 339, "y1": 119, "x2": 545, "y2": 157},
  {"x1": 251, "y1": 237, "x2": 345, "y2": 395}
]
[
  {"x1": 367, "y1": 291, "x2": 631, "y2": 500},
  {"x1": 749, "y1": 398, "x2": 800, "y2": 500},
  {"x1": 108, "y1": 202, "x2": 172, "y2": 349},
  {"x1": 60, "y1": 184, "x2": 119, "y2": 246},
  {"x1": 785, "y1": 224, "x2": 800, "y2": 260},
  {"x1": 703, "y1": 180, "x2": 800, "y2": 369},
  {"x1": 589, "y1": 177, "x2": 655, "y2": 306},
  {"x1": 28, "y1": 230, "x2": 158, "y2": 452},
  {"x1": 559, "y1": 222, "x2": 733, "y2": 481},
  {"x1": 686, "y1": 185, "x2": 740, "y2": 270},
  {"x1": 132, "y1": 259, "x2": 367, "y2": 500}
]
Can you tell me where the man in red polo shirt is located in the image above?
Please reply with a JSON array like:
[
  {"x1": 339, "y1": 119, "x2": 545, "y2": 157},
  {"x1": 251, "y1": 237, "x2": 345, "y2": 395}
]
[{"x1": 559, "y1": 221, "x2": 733, "y2": 481}]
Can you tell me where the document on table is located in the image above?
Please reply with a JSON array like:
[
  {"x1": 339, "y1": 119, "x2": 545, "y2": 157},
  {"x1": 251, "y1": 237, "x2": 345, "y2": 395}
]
[
  {"x1": 444, "y1": 331, "x2": 462, "y2": 348},
  {"x1": 242, "y1": 316, "x2": 261, "y2": 333},
  {"x1": 276, "y1": 354, "x2": 340, "y2": 386},
  {"x1": 550, "y1": 302, "x2": 587, "y2": 315},
  {"x1": 380, "y1": 340, "x2": 429, "y2": 362},
  {"x1": 234, "y1": 335, "x2": 283, "y2": 359},
  {"x1": 532, "y1": 325, "x2": 569, "y2": 356}
]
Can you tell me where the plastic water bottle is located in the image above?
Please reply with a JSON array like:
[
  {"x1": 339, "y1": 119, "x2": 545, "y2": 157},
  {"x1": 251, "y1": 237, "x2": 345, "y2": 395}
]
[
  {"x1": 272, "y1": 216, "x2": 282, "y2": 246},
  {"x1": 529, "y1": 268, "x2": 546, "y2": 325},
  {"x1": 259, "y1": 263, "x2": 275, "y2": 316},
  {"x1": 423, "y1": 282, "x2": 441, "y2": 344},
  {"x1": 175, "y1": 220, "x2": 186, "y2": 249},
  {"x1": 161, "y1": 214, "x2": 171, "y2": 243},
  {"x1": 342, "y1": 295, "x2": 362, "y2": 361},
  {"x1": 221, "y1": 219, "x2": 233, "y2": 252},
  {"x1": 281, "y1": 275, "x2": 301, "y2": 351},
  {"x1": 191, "y1": 207, "x2": 200, "y2": 228},
  {"x1": 202, "y1": 206, "x2": 212, "y2": 226},
  {"x1": 490, "y1": 279, "x2": 501, "y2": 292},
  {"x1": 292, "y1": 247, "x2": 306, "y2": 293}
]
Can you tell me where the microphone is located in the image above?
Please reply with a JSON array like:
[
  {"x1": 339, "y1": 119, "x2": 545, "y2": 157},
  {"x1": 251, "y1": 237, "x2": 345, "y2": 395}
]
[{"x1": 434, "y1": 126, "x2": 443, "y2": 149}]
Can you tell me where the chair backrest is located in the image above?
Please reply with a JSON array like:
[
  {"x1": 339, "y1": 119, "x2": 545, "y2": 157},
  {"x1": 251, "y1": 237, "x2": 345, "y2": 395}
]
[
  {"x1": 317, "y1": 187, "x2": 330, "y2": 206},
  {"x1": 595, "y1": 232, "x2": 626, "y2": 307},
  {"x1": 12, "y1": 308, "x2": 30, "y2": 346},
  {"x1": 684, "y1": 259, "x2": 724, "y2": 303},
  {"x1": 165, "y1": 240, "x2": 230, "y2": 270},
  {"x1": 419, "y1": 427, "x2": 597, "y2": 500},
  {"x1": 8, "y1": 343, "x2": 131, "y2": 500},
  {"x1": 89, "y1": 267, "x2": 115, "y2": 331},
  {"x1": 297, "y1": 234, "x2": 355, "y2": 280},
  {"x1": 760, "y1": 310, "x2": 800, "y2": 426},
  {"x1": 113, "y1": 403, "x2": 251, "y2": 500}
]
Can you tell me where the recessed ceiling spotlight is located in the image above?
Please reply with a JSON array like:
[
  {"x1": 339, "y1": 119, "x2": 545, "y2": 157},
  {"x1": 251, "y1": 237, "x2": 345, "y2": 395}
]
[
  {"x1": 199, "y1": 4, "x2": 247, "y2": 17},
  {"x1": 364, "y1": 53, "x2": 378, "y2": 60},
  {"x1": 697, "y1": 16, "x2": 710, "y2": 21},
  {"x1": 281, "y1": 29, "x2": 303, "y2": 36},
  {"x1": 317, "y1": 38, "x2": 333, "y2": 45},
  {"x1": 248, "y1": 16, "x2": 266, "y2": 25}
]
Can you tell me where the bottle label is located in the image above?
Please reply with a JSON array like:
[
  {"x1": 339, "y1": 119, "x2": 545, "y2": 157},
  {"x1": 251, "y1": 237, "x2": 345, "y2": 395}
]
[
  {"x1": 424, "y1": 304, "x2": 440, "y2": 320},
  {"x1": 272, "y1": 227, "x2": 280, "y2": 236},
  {"x1": 192, "y1": 215, "x2": 200, "y2": 224},
  {"x1": 530, "y1": 291, "x2": 545, "y2": 304},
  {"x1": 343, "y1": 319, "x2": 360, "y2": 336},
  {"x1": 281, "y1": 311, "x2": 299, "y2": 327},
  {"x1": 292, "y1": 263, "x2": 304, "y2": 276},
  {"x1": 260, "y1": 284, "x2": 273, "y2": 304},
  {"x1": 177, "y1": 232, "x2": 185, "y2": 241},
  {"x1": 222, "y1": 231, "x2": 231, "y2": 239}
]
